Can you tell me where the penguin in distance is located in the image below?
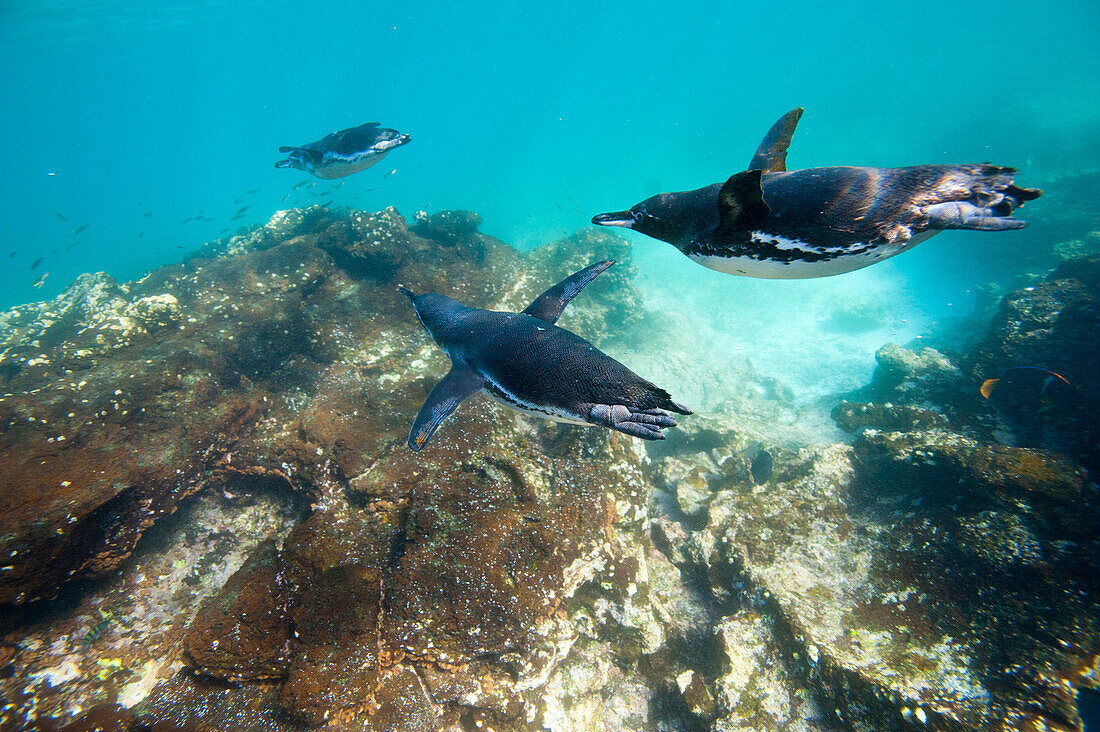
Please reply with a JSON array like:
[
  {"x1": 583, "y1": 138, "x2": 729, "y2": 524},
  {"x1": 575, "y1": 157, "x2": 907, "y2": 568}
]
[{"x1": 276, "y1": 122, "x2": 410, "y2": 179}]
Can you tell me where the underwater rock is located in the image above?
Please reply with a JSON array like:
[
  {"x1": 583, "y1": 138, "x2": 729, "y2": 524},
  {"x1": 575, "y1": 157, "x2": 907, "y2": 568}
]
[
  {"x1": 120, "y1": 293, "x2": 182, "y2": 332},
  {"x1": 276, "y1": 504, "x2": 391, "y2": 726},
  {"x1": 712, "y1": 610, "x2": 824, "y2": 729},
  {"x1": 641, "y1": 413, "x2": 1099, "y2": 731},
  {"x1": 0, "y1": 235, "x2": 347, "y2": 605},
  {"x1": 527, "y1": 246, "x2": 1100, "y2": 730},
  {"x1": 849, "y1": 429, "x2": 1098, "y2": 730},
  {"x1": 0, "y1": 203, "x2": 692, "y2": 727},
  {"x1": 857, "y1": 342, "x2": 962, "y2": 402},
  {"x1": 843, "y1": 342, "x2": 996, "y2": 438},
  {"x1": 0, "y1": 480, "x2": 302, "y2": 729},
  {"x1": 0, "y1": 204, "x2": 637, "y2": 608},
  {"x1": 187, "y1": 404, "x2": 655, "y2": 727},
  {"x1": 831, "y1": 400, "x2": 950, "y2": 433},
  {"x1": 852, "y1": 428, "x2": 1087, "y2": 512},
  {"x1": 315, "y1": 205, "x2": 411, "y2": 279},
  {"x1": 221, "y1": 206, "x2": 321, "y2": 256},
  {"x1": 647, "y1": 416, "x2": 750, "y2": 526},
  {"x1": 969, "y1": 252, "x2": 1100, "y2": 471},
  {"x1": 0, "y1": 272, "x2": 130, "y2": 353},
  {"x1": 0, "y1": 202, "x2": 643, "y2": 611},
  {"x1": 9, "y1": 202, "x2": 1097, "y2": 731},
  {"x1": 182, "y1": 539, "x2": 290, "y2": 682},
  {"x1": 410, "y1": 209, "x2": 483, "y2": 247},
  {"x1": 674, "y1": 466, "x2": 716, "y2": 520},
  {"x1": 1052, "y1": 231, "x2": 1100, "y2": 265},
  {"x1": 134, "y1": 675, "x2": 293, "y2": 731}
]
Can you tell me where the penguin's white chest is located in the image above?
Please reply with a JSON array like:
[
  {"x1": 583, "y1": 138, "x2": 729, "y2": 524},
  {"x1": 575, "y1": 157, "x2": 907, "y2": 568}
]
[
  {"x1": 311, "y1": 151, "x2": 386, "y2": 179},
  {"x1": 688, "y1": 230, "x2": 937, "y2": 279}
]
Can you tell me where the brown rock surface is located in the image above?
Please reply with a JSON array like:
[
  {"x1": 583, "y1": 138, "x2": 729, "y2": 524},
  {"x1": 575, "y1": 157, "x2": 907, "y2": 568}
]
[
  {"x1": 187, "y1": 403, "x2": 652, "y2": 727},
  {"x1": 652, "y1": 423, "x2": 1099, "y2": 731},
  {"x1": 182, "y1": 539, "x2": 290, "y2": 682},
  {"x1": 6, "y1": 205, "x2": 1099, "y2": 732}
]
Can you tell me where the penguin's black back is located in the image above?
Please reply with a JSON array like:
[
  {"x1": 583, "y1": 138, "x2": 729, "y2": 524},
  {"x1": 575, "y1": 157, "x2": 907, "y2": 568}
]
[
  {"x1": 760, "y1": 165, "x2": 950, "y2": 245},
  {"x1": 767, "y1": 163, "x2": 1030, "y2": 242},
  {"x1": 454, "y1": 311, "x2": 677, "y2": 413},
  {"x1": 303, "y1": 123, "x2": 384, "y2": 156}
]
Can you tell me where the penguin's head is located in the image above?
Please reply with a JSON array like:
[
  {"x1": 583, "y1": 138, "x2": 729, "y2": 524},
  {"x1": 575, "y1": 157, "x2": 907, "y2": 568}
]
[
  {"x1": 275, "y1": 146, "x2": 315, "y2": 172},
  {"x1": 372, "y1": 128, "x2": 412, "y2": 152},
  {"x1": 592, "y1": 192, "x2": 693, "y2": 245},
  {"x1": 399, "y1": 287, "x2": 467, "y2": 341}
]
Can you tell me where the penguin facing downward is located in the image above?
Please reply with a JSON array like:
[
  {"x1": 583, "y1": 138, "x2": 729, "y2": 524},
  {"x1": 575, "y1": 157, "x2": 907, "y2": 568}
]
[
  {"x1": 401, "y1": 261, "x2": 691, "y2": 451},
  {"x1": 592, "y1": 109, "x2": 1042, "y2": 279}
]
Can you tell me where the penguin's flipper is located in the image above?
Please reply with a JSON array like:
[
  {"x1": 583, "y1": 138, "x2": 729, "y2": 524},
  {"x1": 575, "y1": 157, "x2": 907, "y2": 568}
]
[
  {"x1": 748, "y1": 108, "x2": 803, "y2": 172},
  {"x1": 588, "y1": 404, "x2": 678, "y2": 440},
  {"x1": 922, "y1": 202, "x2": 1028, "y2": 231},
  {"x1": 409, "y1": 367, "x2": 485, "y2": 451},
  {"x1": 522, "y1": 260, "x2": 615, "y2": 324},
  {"x1": 718, "y1": 170, "x2": 771, "y2": 233}
]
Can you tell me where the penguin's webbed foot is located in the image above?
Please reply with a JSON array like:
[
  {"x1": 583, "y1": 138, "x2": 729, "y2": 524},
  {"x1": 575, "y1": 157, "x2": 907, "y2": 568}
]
[
  {"x1": 589, "y1": 404, "x2": 678, "y2": 440},
  {"x1": 922, "y1": 201, "x2": 1027, "y2": 231}
]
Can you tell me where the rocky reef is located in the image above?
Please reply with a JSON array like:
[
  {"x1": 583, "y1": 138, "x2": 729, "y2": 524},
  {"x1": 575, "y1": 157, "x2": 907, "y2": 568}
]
[
  {"x1": 0, "y1": 205, "x2": 1097, "y2": 731},
  {"x1": 970, "y1": 253, "x2": 1100, "y2": 472}
]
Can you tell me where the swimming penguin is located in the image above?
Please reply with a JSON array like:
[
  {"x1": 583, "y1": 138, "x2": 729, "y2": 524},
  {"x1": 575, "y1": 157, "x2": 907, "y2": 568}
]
[
  {"x1": 276, "y1": 122, "x2": 410, "y2": 180},
  {"x1": 401, "y1": 260, "x2": 691, "y2": 451},
  {"x1": 592, "y1": 109, "x2": 1042, "y2": 278}
]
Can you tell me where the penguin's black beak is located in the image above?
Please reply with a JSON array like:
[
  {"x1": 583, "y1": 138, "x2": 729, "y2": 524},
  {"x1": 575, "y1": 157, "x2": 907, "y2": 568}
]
[{"x1": 591, "y1": 211, "x2": 635, "y2": 229}]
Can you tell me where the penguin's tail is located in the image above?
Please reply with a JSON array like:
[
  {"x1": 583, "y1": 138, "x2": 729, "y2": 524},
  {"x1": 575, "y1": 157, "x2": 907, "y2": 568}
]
[
  {"x1": 639, "y1": 386, "x2": 693, "y2": 415},
  {"x1": 666, "y1": 399, "x2": 693, "y2": 415}
]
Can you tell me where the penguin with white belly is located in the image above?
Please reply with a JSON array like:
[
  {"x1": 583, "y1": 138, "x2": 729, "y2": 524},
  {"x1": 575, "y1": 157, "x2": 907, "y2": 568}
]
[{"x1": 592, "y1": 108, "x2": 1041, "y2": 279}]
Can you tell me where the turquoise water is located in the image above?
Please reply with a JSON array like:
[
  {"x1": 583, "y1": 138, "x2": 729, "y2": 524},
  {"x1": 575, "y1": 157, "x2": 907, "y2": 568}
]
[
  {"x1": 3, "y1": 4, "x2": 1100, "y2": 729},
  {"x1": 2, "y1": 0, "x2": 1099, "y2": 393}
]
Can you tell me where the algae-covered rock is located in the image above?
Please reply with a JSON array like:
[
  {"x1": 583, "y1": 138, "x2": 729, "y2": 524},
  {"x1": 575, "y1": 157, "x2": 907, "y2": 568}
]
[
  {"x1": 713, "y1": 611, "x2": 823, "y2": 730},
  {"x1": 0, "y1": 204, "x2": 674, "y2": 729},
  {"x1": 187, "y1": 405, "x2": 654, "y2": 727},
  {"x1": 831, "y1": 400, "x2": 949, "y2": 433},
  {"x1": 277, "y1": 504, "x2": 391, "y2": 725},
  {"x1": 316, "y1": 205, "x2": 411, "y2": 278},
  {"x1": 852, "y1": 343, "x2": 968, "y2": 406},
  {"x1": 842, "y1": 342, "x2": 1000, "y2": 440},
  {"x1": 969, "y1": 253, "x2": 1100, "y2": 471},
  {"x1": 0, "y1": 237, "x2": 336, "y2": 605},
  {"x1": 7, "y1": 203, "x2": 1099, "y2": 732},
  {"x1": 182, "y1": 539, "x2": 290, "y2": 682},
  {"x1": 410, "y1": 209, "x2": 484, "y2": 248},
  {"x1": 849, "y1": 429, "x2": 1098, "y2": 730},
  {"x1": 640, "y1": 416, "x2": 1099, "y2": 732}
]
